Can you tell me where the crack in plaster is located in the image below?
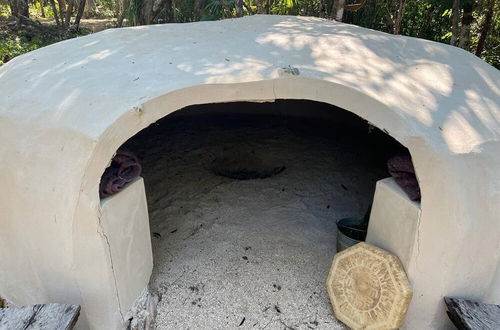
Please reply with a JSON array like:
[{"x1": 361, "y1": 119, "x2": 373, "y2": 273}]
[
  {"x1": 414, "y1": 209, "x2": 423, "y2": 271},
  {"x1": 272, "y1": 79, "x2": 277, "y2": 100},
  {"x1": 97, "y1": 209, "x2": 125, "y2": 322}
]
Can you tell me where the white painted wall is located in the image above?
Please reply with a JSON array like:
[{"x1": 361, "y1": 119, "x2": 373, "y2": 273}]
[
  {"x1": 366, "y1": 177, "x2": 421, "y2": 271},
  {"x1": 99, "y1": 178, "x2": 153, "y2": 328},
  {"x1": 0, "y1": 15, "x2": 498, "y2": 329}
]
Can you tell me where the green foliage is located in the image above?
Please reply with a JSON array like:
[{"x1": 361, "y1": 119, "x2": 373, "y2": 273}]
[
  {"x1": 0, "y1": 4, "x2": 11, "y2": 18},
  {"x1": 123, "y1": 0, "x2": 142, "y2": 25},
  {"x1": 95, "y1": 0, "x2": 119, "y2": 18},
  {"x1": 270, "y1": 0, "x2": 297, "y2": 15},
  {"x1": 206, "y1": 0, "x2": 236, "y2": 19},
  {"x1": 346, "y1": 0, "x2": 499, "y2": 68},
  {"x1": 400, "y1": 0, "x2": 453, "y2": 42},
  {"x1": 0, "y1": 18, "x2": 88, "y2": 66},
  {"x1": 347, "y1": 0, "x2": 393, "y2": 33},
  {"x1": 0, "y1": 33, "x2": 42, "y2": 65},
  {"x1": 30, "y1": 2, "x2": 47, "y2": 18},
  {"x1": 475, "y1": 0, "x2": 500, "y2": 68},
  {"x1": 0, "y1": 0, "x2": 499, "y2": 69}
]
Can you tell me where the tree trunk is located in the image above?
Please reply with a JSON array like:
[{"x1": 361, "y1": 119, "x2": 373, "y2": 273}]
[
  {"x1": 84, "y1": 0, "x2": 96, "y2": 17},
  {"x1": 40, "y1": 0, "x2": 46, "y2": 17},
  {"x1": 151, "y1": 0, "x2": 171, "y2": 22},
  {"x1": 64, "y1": 0, "x2": 74, "y2": 27},
  {"x1": 74, "y1": 0, "x2": 86, "y2": 29},
  {"x1": 331, "y1": 0, "x2": 346, "y2": 21},
  {"x1": 49, "y1": 0, "x2": 61, "y2": 25},
  {"x1": 458, "y1": 0, "x2": 474, "y2": 50},
  {"x1": 193, "y1": 0, "x2": 206, "y2": 20},
  {"x1": 475, "y1": 0, "x2": 494, "y2": 56},
  {"x1": 117, "y1": 12, "x2": 125, "y2": 27},
  {"x1": 235, "y1": 0, "x2": 243, "y2": 17},
  {"x1": 8, "y1": 0, "x2": 19, "y2": 17},
  {"x1": 171, "y1": 0, "x2": 177, "y2": 22},
  {"x1": 20, "y1": 0, "x2": 29, "y2": 17},
  {"x1": 393, "y1": 0, "x2": 406, "y2": 35},
  {"x1": 9, "y1": 0, "x2": 29, "y2": 17},
  {"x1": 58, "y1": 0, "x2": 67, "y2": 25},
  {"x1": 21, "y1": 0, "x2": 30, "y2": 17},
  {"x1": 116, "y1": 0, "x2": 125, "y2": 27},
  {"x1": 256, "y1": 0, "x2": 266, "y2": 14},
  {"x1": 319, "y1": 0, "x2": 326, "y2": 17},
  {"x1": 139, "y1": 0, "x2": 154, "y2": 24},
  {"x1": 450, "y1": 0, "x2": 460, "y2": 45}
]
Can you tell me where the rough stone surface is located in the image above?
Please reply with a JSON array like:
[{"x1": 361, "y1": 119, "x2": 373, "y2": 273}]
[
  {"x1": 125, "y1": 288, "x2": 159, "y2": 330},
  {"x1": 326, "y1": 242, "x2": 413, "y2": 329},
  {"x1": 0, "y1": 303, "x2": 80, "y2": 330},
  {"x1": 0, "y1": 15, "x2": 498, "y2": 330},
  {"x1": 444, "y1": 297, "x2": 500, "y2": 330}
]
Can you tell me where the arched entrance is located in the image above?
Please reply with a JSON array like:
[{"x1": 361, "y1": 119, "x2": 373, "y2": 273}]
[
  {"x1": 76, "y1": 79, "x2": 419, "y2": 329},
  {"x1": 117, "y1": 99, "x2": 406, "y2": 328}
]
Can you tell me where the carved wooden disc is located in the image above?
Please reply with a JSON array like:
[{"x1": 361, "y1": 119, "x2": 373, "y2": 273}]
[{"x1": 326, "y1": 242, "x2": 413, "y2": 329}]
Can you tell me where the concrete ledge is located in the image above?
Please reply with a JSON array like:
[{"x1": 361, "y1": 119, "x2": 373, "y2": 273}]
[
  {"x1": 100, "y1": 177, "x2": 153, "y2": 322},
  {"x1": 366, "y1": 177, "x2": 421, "y2": 270}
]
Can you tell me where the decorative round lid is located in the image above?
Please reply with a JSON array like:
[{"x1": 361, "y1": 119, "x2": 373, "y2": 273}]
[{"x1": 326, "y1": 242, "x2": 413, "y2": 329}]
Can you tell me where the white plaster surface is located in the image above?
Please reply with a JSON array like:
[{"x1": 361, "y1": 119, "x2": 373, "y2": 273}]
[
  {"x1": 99, "y1": 177, "x2": 153, "y2": 327},
  {"x1": 0, "y1": 15, "x2": 499, "y2": 329},
  {"x1": 366, "y1": 177, "x2": 421, "y2": 270}
]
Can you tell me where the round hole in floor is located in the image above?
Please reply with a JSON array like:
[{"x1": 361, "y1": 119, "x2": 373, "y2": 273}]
[{"x1": 212, "y1": 147, "x2": 286, "y2": 180}]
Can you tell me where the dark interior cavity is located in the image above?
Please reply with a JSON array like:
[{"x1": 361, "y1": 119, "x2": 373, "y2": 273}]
[{"x1": 119, "y1": 99, "x2": 406, "y2": 328}]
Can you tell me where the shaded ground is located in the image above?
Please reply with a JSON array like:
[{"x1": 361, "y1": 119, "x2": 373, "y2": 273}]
[
  {"x1": 36, "y1": 17, "x2": 116, "y2": 32},
  {"x1": 124, "y1": 102, "x2": 398, "y2": 329}
]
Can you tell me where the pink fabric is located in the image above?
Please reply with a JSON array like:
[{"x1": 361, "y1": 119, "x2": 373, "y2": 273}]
[
  {"x1": 387, "y1": 153, "x2": 421, "y2": 201},
  {"x1": 99, "y1": 150, "x2": 142, "y2": 198}
]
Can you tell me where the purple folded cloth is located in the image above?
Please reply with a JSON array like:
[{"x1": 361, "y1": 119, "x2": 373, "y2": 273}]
[
  {"x1": 99, "y1": 150, "x2": 142, "y2": 198},
  {"x1": 387, "y1": 153, "x2": 421, "y2": 201}
]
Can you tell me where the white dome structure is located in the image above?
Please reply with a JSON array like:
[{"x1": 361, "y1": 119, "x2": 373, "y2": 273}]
[{"x1": 0, "y1": 15, "x2": 499, "y2": 329}]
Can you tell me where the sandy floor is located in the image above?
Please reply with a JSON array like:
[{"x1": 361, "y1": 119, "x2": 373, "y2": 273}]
[{"x1": 125, "y1": 107, "x2": 391, "y2": 329}]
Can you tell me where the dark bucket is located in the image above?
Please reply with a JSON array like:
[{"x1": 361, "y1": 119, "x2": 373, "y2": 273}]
[{"x1": 336, "y1": 217, "x2": 368, "y2": 252}]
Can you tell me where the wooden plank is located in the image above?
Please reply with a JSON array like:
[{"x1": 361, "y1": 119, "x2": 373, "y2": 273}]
[
  {"x1": 0, "y1": 303, "x2": 80, "y2": 330},
  {"x1": 445, "y1": 297, "x2": 500, "y2": 330}
]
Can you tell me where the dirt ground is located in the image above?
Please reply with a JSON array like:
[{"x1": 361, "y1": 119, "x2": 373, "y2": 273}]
[
  {"x1": 36, "y1": 17, "x2": 116, "y2": 32},
  {"x1": 124, "y1": 101, "x2": 398, "y2": 329}
]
